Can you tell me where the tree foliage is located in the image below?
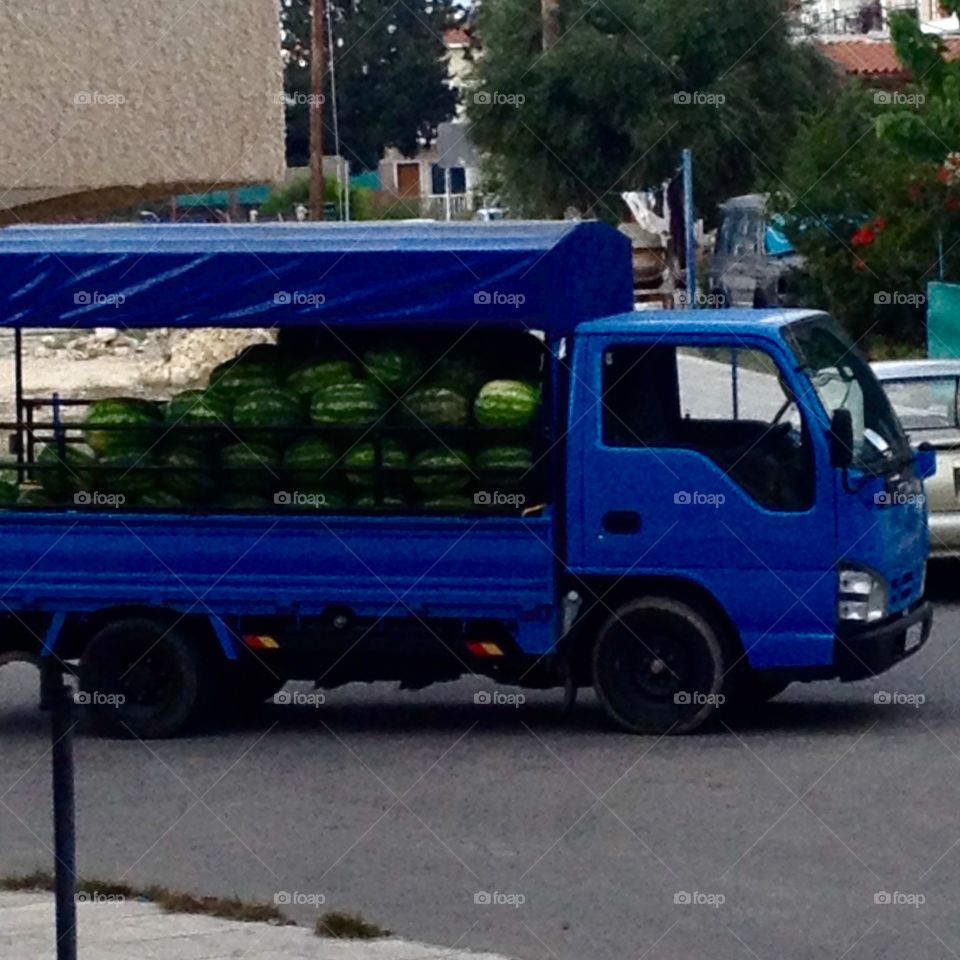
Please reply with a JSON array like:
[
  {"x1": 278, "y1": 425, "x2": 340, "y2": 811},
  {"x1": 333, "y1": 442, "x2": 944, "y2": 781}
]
[
  {"x1": 467, "y1": 0, "x2": 829, "y2": 220},
  {"x1": 282, "y1": 0, "x2": 459, "y2": 171},
  {"x1": 771, "y1": 9, "x2": 960, "y2": 347}
]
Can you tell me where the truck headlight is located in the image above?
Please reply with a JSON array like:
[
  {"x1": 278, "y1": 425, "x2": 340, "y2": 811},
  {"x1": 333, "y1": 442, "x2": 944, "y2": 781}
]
[{"x1": 837, "y1": 566, "x2": 887, "y2": 623}]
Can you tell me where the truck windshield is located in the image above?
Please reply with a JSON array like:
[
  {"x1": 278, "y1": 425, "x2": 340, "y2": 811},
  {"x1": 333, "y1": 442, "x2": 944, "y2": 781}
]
[{"x1": 785, "y1": 317, "x2": 911, "y2": 473}]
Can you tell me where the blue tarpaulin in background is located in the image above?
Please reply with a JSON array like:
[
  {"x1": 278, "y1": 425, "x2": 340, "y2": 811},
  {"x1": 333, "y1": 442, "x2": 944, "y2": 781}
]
[{"x1": 0, "y1": 221, "x2": 633, "y2": 333}]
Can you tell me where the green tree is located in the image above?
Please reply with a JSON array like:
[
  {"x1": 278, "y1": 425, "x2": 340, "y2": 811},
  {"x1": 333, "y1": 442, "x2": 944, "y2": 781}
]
[
  {"x1": 771, "y1": 3, "x2": 960, "y2": 348},
  {"x1": 467, "y1": 0, "x2": 828, "y2": 220},
  {"x1": 282, "y1": 0, "x2": 459, "y2": 172}
]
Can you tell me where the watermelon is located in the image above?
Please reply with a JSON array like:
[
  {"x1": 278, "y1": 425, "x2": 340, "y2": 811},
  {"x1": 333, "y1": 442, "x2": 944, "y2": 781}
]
[
  {"x1": 164, "y1": 390, "x2": 232, "y2": 443},
  {"x1": 354, "y1": 493, "x2": 407, "y2": 509},
  {"x1": 17, "y1": 488, "x2": 52, "y2": 508},
  {"x1": 219, "y1": 493, "x2": 272, "y2": 511},
  {"x1": 83, "y1": 398, "x2": 162, "y2": 457},
  {"x1": 474, "y1": 380, "x2": 541, "y2": 429},
  {"x1": 421, "y1": 494, "x2": 476, "y2": 512},
  {"x1": 363, "y1": 346, "x2": 423, "y2": 393},
  {"x1": 283, "y1": 438, "x2": 339, "y2": 489},
  {"x1": 286, "y1": 360, "x2": 356, "y2": 398},
  {"x1": 235, "y1": 342, "x2": 281, "y2": 365},
  {"x1": 403, "y1": 387, "x2": 468, "y2": 427},
  {"x1": 476, "y1": 445, "x2": 534, "y2": 490},
  {"x1": 137, "y1": 490, "x2": 185, "y2": 509},
  {"x1": 93, "y1": 454, "x2": 155, "y2": 501},
  {"x1": 310, "y1": 381, "x2": 387, "y2": 426},
  {"x1": 232, "y1": 389, "x2": 304, "y2": 437},
  {"x1": 209, "y1": 359, "x2": 280, "y2": 396},
  {"x1": 431, "y1": 355, "x2": 486, "y2": 395},
  {"x1": 161, "y1": 446, "x2": 215, "y2": 503},
  {"x1": 36, "y1": 444, "x2": 96, "y2": 501},
  {"x1": 343, "y1": 439, "x2": 409, "y2": 487},
  {"x1": 220, "y1": 442, "x2": 281, "y2": 494},
  {"x1": 0, "y1": 474, "x2": 18, "y2": 505},
  {"x1": 412, "y1": 447, "x2": 471, "y2": 494},
  {"x1": 276, "y1": 488, "x2": 349, "y2": 510}
]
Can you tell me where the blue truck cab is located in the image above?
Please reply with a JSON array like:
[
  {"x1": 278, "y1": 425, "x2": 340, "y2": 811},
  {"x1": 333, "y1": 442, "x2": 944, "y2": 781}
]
[{"x1": 0, "y1": 222, "x2": 933, "y2": 737}]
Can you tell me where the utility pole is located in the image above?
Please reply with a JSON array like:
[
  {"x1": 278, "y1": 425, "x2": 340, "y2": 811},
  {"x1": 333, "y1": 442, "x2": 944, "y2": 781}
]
[
  {"x1": 309, "y1": 0, "x2": 326, "y2": 220},
  {"x1": 541, "y1": 0, "x2": 560, "y2": 51}
]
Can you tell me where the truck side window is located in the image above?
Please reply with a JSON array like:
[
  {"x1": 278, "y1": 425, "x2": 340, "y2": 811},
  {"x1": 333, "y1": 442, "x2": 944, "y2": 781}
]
[{"x1": 602, "y1": 344, "x2": 813, "y2": 511}]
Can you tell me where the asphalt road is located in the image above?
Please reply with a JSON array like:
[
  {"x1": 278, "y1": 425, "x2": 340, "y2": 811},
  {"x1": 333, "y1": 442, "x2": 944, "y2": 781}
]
[{"x1": 3, "y1": 572, "x2": 960, "y2": 960}]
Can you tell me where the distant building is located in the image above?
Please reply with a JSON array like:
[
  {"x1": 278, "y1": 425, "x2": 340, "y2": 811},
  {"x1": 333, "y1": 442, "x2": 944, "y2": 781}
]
[
  {"x1": 798, "y1": 0, "x2": 950, "y2": 35},
  {"x1": 376, "y1": 27, "x2": 481, "y2": 219}
]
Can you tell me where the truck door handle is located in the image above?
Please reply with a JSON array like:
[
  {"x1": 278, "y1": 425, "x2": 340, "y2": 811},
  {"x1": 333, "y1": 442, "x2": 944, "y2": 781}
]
[{"x1": 602, "y1": 510, "x2": 641, "y2": 534}]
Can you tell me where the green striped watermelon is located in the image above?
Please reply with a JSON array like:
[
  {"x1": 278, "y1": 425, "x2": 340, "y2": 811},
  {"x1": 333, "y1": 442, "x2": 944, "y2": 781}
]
[
  {"x1": 354, "y1": 492, "x2": 408, "y2": 509},
  {"x1": 219, "y1": 493, "x2": 272, "y2": 510},
  {"x1": 286, "y1": 360, "x2": 357, "y2": 398},
  {"x1": 0, "y1": 477, "x2": 17, "y2": 505},
  {"x1": 283, "y1": 438, "x2": 339, "y2": 489},
  {"x1": 431, "y1": 355, "x2": 486, "y2": 395},
  {"x1": 421, "y1": 494, "x2": 476, "y2": 512},
  {"x1": 209, "y1": 359, "x2": 280, "y2": 396},
  {"x1": 412, "y1": 447, "x2": 471, "y2": 494},
  {"x1": 17, "y1": 488, "x2": 53, "y2": 507},
  {"x1": 94, "y1": 454, "x2": 155, "y2": 501},
  {"x1": 232, "y1": 389, "x2": 304, "y2": 433},
  {"x1": 83, "y1": 398, "x2": 162, "y2": 457},
  {"x1": 137, "y1": 490, "x2": 185, "y2": 509},
  {"x1": 161, "y1": 446, "x2": 215, "y2": 503},
  {"x1": 164, "y1": 390, "x2": 232, "y2": 443},
  {"x1": 220, "y1": 442, "x2": 281, "y2": 494},
  {"x1": 276, "y1": 488, "x2": 349, "y2": 510},
  {"x1": 474, "y1": 380, "x2": 541, "y2": 429},
  {"x1": 310, "y1": 381, "x2": 387, "y2": 426},
  {"x1": 363, "y1": 346, "x2": 423, "y2": 393},
  {"x1": 343, "y1": 439, "x2": 409, "y2": 487},
  {"x1": 403, "y1": 386, "x2": 468, "y2": 427},
  {"x1": 36, "y1": 444, "x2": 96, "y2": 501},
  {"x1": 476, "y1": 445, "x2": 534, "y2": 489}
]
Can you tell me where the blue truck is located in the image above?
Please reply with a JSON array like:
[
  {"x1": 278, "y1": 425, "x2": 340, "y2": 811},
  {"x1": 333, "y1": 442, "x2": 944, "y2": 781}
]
[{"x1": 0, "y1": 221, "x2": 934, "y2": 737}]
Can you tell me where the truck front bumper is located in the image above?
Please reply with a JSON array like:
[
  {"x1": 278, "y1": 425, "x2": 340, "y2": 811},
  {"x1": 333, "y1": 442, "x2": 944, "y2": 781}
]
[{"x1": 835, "y1": 600, "x2": 932, "y2": 681}]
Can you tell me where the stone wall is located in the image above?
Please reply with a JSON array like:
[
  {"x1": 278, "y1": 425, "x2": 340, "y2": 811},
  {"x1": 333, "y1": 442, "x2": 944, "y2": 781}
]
[{"x1": 0, "y1": 0, "x2": 285, "y2": 221}]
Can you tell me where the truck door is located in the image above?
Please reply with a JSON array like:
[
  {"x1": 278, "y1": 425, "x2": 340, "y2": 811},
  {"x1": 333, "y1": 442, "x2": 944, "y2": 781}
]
[{"x1": 566, "y1": 335, "x2": 838, "y2": 670}]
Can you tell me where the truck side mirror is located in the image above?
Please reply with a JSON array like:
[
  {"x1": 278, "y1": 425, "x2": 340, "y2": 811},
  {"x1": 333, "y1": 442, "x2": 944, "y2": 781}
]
[
  {"x1": 829, "y1": 409, "x2": 854, "y2": 469},
  {"x1": 915, "y1": 443, "x2": 936, "y2": 480}
]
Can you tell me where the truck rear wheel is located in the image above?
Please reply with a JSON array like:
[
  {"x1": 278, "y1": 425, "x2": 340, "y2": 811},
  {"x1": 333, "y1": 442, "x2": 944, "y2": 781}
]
[
  {"x1": 592, "y1": 597, "x2": 727, "y2": 734},
  {"x1": 79, "y1": 617, "x2": 203, "y2": 739}
]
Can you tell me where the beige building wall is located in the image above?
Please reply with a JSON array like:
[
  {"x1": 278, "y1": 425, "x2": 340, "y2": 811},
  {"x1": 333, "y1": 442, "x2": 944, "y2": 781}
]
[{"x1": 0, "y1": 0, "x2": 285, "y2": 223}]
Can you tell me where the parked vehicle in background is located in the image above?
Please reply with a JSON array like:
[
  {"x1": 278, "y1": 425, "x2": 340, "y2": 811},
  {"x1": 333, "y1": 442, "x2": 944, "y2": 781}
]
[
  {"x1": 709, "y1": 194, "x2": 805, "y2": 308},
  {"x1": 874, "y1": 359, "x2": 960, "y2": 558}
]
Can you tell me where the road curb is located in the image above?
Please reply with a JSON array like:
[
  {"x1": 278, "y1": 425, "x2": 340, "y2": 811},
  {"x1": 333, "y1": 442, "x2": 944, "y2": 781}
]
[{"x1": 0, "y1": 892, "x2": 518, "y2": 960}]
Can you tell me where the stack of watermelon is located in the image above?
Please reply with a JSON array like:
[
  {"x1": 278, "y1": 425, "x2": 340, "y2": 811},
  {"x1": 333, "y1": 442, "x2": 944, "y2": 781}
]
[{"x1": 19, "y1": 334, "x2": 544, "y2": 512}]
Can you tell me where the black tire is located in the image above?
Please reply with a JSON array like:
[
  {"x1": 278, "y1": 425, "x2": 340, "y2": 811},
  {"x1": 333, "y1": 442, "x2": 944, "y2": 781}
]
[
  {"x1": 226, "y1": 659, "x2": 286, "y2": 709},
  {"x1": 78, "y1": 617, "x2": 204, "y2": 739},
  {"x1": 735, "y1": 674, "x2": 790, "y2": 706},
  {"x1": 592, "y1": 597, "x2": 728, "y2": 734}
]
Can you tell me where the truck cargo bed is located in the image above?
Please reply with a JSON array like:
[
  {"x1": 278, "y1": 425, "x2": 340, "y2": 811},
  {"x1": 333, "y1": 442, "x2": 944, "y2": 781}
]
[{"x1": 0, "y1": 510, "x2": 559, "y2": 652}]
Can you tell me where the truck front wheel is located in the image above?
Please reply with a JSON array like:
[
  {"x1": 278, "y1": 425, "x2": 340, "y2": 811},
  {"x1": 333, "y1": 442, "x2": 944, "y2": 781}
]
[
  {"x1": 592, "y1": 598, "x2": 728, "y2": 734},
  {"x1": 79, "y1": 617, "x2": 203, "y2": 739}
]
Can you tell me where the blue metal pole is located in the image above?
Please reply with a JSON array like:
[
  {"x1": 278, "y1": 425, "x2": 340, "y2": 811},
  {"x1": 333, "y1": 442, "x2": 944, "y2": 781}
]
[{"x1": 682, "y1": 148, "x2": 696, "y2": 307}]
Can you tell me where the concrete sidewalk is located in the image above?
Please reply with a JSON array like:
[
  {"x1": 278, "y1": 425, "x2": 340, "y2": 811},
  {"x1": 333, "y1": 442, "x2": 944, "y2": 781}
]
[{"x1": 0, "y1": 893, "x2": 517, "y2": 960}]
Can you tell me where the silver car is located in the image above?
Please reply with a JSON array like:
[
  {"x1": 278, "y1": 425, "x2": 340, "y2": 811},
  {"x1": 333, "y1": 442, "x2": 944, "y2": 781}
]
[{"x1": 874, "y1": 359, "x2": 960, "y2": 557}]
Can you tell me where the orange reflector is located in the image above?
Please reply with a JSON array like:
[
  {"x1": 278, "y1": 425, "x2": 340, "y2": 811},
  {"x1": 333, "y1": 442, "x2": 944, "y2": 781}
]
[
  {"x1": 243, "y1": 634, "x2": 280, "y2": 650},
  {"x1": 467, "y1": 641, "x2": 504, "y2": 658}
]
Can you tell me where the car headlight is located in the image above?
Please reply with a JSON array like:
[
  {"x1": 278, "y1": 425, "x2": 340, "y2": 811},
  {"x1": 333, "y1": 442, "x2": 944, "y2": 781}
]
[{"x1": 837, "y1": 566, "x2": 887, "y2": 623}]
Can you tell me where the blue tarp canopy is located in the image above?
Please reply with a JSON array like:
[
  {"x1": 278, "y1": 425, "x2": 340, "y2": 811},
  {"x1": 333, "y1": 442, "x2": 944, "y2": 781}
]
[{"x1": 0, "y1": 221, "x2": 633, "y2": 334}]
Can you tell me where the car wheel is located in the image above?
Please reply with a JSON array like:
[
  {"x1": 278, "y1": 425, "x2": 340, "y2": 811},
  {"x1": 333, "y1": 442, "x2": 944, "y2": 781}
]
[
  {"x1": 592, "y1": 597, "x2": 728, "y2": 734},
  {"x1": 79, "y1": 617, "x2": 203, "y2": 739}
]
